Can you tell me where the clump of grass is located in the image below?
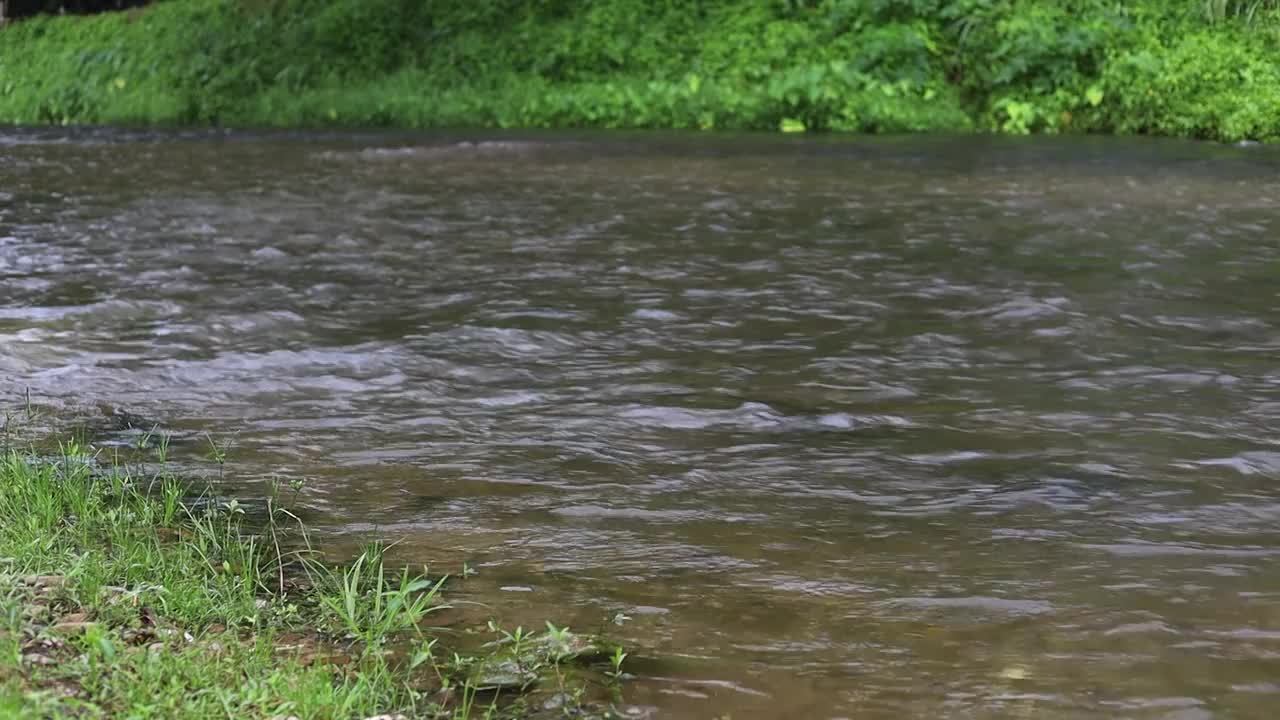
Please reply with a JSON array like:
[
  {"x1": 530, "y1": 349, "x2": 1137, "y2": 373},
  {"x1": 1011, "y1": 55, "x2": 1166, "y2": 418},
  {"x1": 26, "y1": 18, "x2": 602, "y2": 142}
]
[
  {"x1": 308, "y1": 543, "x2": 449, "y2": 650},
  {"x1": 0, "y1": 427, "x2": 628, "y2": 718}
]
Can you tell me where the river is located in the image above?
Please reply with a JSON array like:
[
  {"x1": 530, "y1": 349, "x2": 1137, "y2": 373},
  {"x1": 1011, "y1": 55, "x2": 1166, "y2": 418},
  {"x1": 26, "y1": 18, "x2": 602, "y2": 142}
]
[{"x1": 3, "y1": 128, "x2": 1280, "y2": 719}]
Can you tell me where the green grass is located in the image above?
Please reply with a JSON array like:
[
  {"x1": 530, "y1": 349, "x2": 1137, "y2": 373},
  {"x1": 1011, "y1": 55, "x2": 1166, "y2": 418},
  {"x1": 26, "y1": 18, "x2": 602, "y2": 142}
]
[
  {"x1": 1, "y1": 0, "x2": 1279, "y2": 141},
  {"x1": 0, "y1": 432, "x2": 626, "y2": 718}
]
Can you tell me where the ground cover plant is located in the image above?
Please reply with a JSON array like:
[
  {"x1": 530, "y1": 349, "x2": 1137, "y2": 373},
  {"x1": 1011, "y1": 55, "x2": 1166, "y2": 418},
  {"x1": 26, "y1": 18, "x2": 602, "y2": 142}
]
[{"x1": 1, "y1": 0, "x2": 1278, "y2": 141}]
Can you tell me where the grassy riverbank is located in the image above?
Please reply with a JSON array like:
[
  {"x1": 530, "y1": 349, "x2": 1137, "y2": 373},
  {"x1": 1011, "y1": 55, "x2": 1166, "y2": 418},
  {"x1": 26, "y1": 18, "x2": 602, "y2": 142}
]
[
  {"x1": 0, "y1": 428, "x2": 625, "y2": 718},
  {"x1": 0, "y1": 0, "x2": 1279, "y2": 141}
]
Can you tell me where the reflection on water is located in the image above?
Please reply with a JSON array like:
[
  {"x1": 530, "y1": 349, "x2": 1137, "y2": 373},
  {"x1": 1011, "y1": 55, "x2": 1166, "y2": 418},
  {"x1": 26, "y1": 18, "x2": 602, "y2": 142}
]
[{"x1": 3, "y1": 128, "x2": 1280, "y2": 718}]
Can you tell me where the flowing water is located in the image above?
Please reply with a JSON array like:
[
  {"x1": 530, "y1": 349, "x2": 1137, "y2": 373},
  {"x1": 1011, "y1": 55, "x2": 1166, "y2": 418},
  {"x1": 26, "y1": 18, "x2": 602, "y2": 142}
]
[{"x1": 3, "y1": 128, "x2": 1280, "y2": 719}]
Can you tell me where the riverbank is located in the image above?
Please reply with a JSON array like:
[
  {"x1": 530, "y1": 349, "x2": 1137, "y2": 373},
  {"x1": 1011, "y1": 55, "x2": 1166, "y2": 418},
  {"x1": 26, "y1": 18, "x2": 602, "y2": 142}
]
[
  {"x1": 0, "y1": 424, "x2": 625, "y2": 718},
  {"x1": 0, "y1": 0, "x2": 1278, "y2": 142}
]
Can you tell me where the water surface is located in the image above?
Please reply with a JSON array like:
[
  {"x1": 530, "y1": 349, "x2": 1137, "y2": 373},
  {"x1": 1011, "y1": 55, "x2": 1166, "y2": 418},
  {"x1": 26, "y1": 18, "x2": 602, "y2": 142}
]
[{"x1": 3, "y1": 128, "x2": 1280, "y2": 718}]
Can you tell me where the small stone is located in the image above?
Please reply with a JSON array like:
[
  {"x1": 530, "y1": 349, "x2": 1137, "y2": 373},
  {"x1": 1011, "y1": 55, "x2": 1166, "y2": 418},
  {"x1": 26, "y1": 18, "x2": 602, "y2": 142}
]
[
  {"x1": 22, "y1": 653, "x2": 57, "y2": 666},
  {"x1": 24, "y1": 636, "x2": 64, "y2": 651},
  {"x1": 361, "y1": 715, "x2": 408, "y2": 720},
  {"x1": 472, "y1": 659, "x2": 536, "y2": 690},
  {"x1": 50, "y1": 621, "x2": 95, "y2": 635},
  {"x1": 21, "y1": 575, "x2": 66, "y2": 589},
  {"x1": 300, "y1": 651, "x2": 350, "y2": 667},
  {"x1": 543, "y1": 694, "x2": 572, "y2": 711},
  {"x1": 22, "y1": 603, "x2": 51, "y2": 620}
]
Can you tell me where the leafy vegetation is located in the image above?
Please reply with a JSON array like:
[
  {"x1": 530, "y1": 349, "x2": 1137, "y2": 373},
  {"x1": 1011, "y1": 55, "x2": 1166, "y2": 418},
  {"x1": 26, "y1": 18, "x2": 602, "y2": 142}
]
[
  {"x1": 0, "y1": 0, "x2": 1278, "y2": 138},
  {"x1": 0, "y1": 423, "x2": 627, "y2": 718}
]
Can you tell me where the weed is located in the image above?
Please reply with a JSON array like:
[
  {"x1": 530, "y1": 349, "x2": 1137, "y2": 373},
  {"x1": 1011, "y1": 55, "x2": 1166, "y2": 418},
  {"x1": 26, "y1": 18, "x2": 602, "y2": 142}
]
[
  {"x1": 204, "y1": 431, "x2": 232, "y2": 479},
  {"x1": 309, "y1": 548, "x2": 448, "y2": 650},
  {"x1": 609, "y1": 646, "x2": 628, "y2": 681}
]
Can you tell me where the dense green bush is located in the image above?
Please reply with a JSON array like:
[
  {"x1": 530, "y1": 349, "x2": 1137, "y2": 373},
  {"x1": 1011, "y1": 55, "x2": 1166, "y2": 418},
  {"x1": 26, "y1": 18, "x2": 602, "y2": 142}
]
[
  {"x1": 0, "y1": 0, "x2": 1277, "y2": 140},
  {"x1": 1099, "y1": 28, "x2": 1280, "y2": 141}
]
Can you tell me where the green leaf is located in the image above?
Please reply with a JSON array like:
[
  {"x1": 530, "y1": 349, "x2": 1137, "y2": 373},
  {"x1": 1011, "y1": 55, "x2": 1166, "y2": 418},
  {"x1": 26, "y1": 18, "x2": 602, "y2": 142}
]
[
  {"x1": 1086, "y1": 85, "x2": 1104, "y2": 107},
  {"x1": 780, "y1": 117, "x2": 805, "y2": 133}
]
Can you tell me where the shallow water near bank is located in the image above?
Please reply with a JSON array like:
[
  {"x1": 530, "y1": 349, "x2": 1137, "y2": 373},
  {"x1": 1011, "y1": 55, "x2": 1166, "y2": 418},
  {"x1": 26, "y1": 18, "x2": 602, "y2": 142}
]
[{"x1": 3, "y1": 127, "x2": 1280, "y2": 719}]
